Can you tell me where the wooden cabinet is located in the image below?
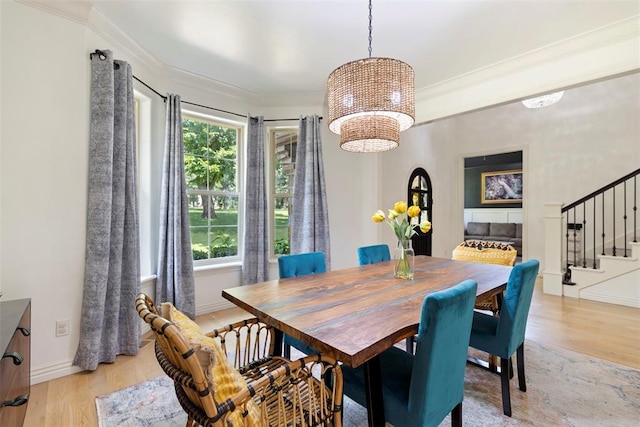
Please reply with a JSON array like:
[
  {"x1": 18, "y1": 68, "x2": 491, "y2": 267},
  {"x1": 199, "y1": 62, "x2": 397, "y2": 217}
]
[{"x1": 0, "y1": 299, "x2": 31, "y2": 427}]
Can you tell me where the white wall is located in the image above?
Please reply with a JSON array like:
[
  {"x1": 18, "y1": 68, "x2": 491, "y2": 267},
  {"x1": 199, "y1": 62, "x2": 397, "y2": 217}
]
[
  {"x1": 463, "y1": 209, "x2": 523, "y2": 227},
  {"x1": 384, "y1": 73, "x2": 640, "y2": 269},
  {"x1": 0, "y1": 2, "x2": 3, "y2": 299},
  {"x1": 1, "y1": 1, "x2": 92, "y2": 381},
  {"x1": 1, "y1": 0, "x2": 638, "y2": 384}
]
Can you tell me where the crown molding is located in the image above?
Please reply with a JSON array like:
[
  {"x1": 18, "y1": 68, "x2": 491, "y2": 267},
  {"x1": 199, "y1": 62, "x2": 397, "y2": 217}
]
[
  {"x1": 16, "y1": 0, "x2": 92, "y2": 25},
  {"x1": 17, "y1": 2, "x2": 639, "y2": 120},
  {"x1": 86, "y1": 8, "x2": 165, "y2": 75},
  {"x1": 414, "y1": 15, "x2": 640, "y2": 124},
  {"x1": 165, "y1": 66, "x2": 262, "y2": 104}
]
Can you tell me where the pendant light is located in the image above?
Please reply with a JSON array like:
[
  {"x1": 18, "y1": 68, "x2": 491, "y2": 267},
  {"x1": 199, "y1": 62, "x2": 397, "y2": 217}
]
[{"x1": 327, "y1": 0, "x2": 415, "y2": 152}]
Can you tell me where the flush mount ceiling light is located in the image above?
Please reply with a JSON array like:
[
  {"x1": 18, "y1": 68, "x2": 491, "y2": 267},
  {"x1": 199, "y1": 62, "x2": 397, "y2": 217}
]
[
  {"x1": 521, "y1": 91, "x2": 564, "y2": 109},
  {"x1": 327, "y1": 0, "x2": 415, "y2": 153}
]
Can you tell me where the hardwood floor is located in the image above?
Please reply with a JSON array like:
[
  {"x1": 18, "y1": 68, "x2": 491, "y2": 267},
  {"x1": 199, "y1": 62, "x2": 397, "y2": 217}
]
[{"x1": 24, "y1": 280, "x2": 639, "y2": 426}]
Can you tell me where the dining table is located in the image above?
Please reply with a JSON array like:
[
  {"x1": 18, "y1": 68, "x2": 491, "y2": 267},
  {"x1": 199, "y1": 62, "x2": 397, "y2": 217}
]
[{"x1": 222, "y1": 255, "x2": 512, "y2": 427}]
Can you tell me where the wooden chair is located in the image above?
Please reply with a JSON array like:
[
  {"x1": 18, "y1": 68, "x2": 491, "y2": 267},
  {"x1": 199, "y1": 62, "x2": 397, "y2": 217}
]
[{"x1": 136, "y1": 293, "x2": 343, "y2": 427}]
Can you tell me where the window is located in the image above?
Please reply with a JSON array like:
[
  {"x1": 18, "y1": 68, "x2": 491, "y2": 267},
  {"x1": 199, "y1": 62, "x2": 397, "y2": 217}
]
[
  {"x1": 270, "y1": 128, "x2": 298, "y2": 256},
  {"x1": 134, "y1": 91, "x2": 153, "y2": 277},
  {"x1": 183, "y1": 114, "x2": 242, "y2": 262}
]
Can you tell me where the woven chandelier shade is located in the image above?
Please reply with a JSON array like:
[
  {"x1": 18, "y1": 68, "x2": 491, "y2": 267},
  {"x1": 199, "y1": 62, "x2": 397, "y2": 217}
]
[
  {"x1": 340, "y1": 115, "x2": 399, "y2": 152},
  {"x1": 327, "y1": 57, "x2": 415, "y2": 153}
]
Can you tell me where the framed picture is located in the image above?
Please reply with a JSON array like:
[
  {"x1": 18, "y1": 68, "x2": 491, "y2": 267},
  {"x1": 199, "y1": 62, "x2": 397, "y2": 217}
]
[{"x1": 481, "y1": 169, "x2": 523, "y2": 204}]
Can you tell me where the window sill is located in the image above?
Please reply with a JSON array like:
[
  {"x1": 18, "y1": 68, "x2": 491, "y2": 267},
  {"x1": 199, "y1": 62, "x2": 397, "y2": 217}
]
[{"x1": 194, "y1": 261, "x2": 243, "y2": 274}]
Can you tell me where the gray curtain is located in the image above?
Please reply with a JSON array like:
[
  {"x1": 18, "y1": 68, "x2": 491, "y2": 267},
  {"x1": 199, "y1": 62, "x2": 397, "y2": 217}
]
[
  {"x1": 74, "y1": 50, "x2": 140, "y2": 371},
  {"x1": 156, "y1": 94, "x2": 196, "y2": 318},
  {"x1": 242, "y1": 116, "x2": 269, "y2": 284},
  {"x1": 291, "y1": 115, "x2": 331, "y2": 269}
]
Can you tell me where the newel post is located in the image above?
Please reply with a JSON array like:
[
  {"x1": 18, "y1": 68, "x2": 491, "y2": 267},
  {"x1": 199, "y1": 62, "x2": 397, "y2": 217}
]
[{"x1": 543, "y1": 203, "x2": 564, "y2": 295}]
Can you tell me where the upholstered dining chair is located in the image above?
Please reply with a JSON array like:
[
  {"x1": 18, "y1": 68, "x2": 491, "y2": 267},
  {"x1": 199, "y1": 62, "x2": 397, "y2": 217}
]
[
  {"x1": 278, "y1": 251, "x2": 326, "y2": 358},
  {"x1": 357, "y1": 244, "x2": 391, "y2": 265},
  {"x1": 467, "y1": 259, "x2": 540, "y2": 417},
  {"x1": 136, "y1": 293, "x2": 344, "y2": 427},
  {"x1": 341, "y1": 280, "x2": 478, "y2": 427},
  {"x1": 278, "y1": 251, "x2": 326, "y2": 278}
]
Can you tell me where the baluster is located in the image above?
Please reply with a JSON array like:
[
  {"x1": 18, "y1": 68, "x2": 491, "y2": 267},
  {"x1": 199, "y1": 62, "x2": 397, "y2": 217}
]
[
  {"x1": 612, "y1": 186, "x2": 617, "y2": 256},
  {"x1": 573, "y1": 208, "x2": 577, "y2": 267},
  {"x1": 634, "y1": 175, "x2": 637, "y2": 243},
  {"x1": 565, "y1": 215, "x2": 569, "y2": 263},
  {"x1": 593, "y1": 196, "x2": 597, "y2": 269},
  {"x1": 601, "y1": 191, "x2": 605, "y2": 256},
  {"x1": 582, "y1": 203, "x2": 587, "y2": 268},
  {"x1": 623, "y1": 180, "x2": 628, "y2": 257},
  {"x1": 564, "y1": 213, "x2": 570, "y2": 280}
]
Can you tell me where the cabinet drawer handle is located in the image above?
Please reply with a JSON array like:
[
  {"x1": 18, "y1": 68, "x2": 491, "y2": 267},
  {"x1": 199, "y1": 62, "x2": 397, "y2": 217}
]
[
  {"x1": 17, "y1": 327, "x2": 30, "y2": 336},
  {"x1": 1, "y1": 394, "x2": 29, "y2": 407},
  {"x1": 2, "y1": 352, "x2": 23, "y2": 365}
]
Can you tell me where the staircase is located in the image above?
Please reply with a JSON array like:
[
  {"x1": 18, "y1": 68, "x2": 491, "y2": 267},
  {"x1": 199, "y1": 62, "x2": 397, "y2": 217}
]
[
  {"x1": 564, "y1": 241, "x2": 639, "y2": 307},
  {"x1": 544, "y1": 168, "x2": 639, "y2": 308}
]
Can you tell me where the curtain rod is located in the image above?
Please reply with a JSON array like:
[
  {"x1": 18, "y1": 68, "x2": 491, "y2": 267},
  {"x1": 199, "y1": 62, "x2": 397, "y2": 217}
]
[{"x1": 90, "y1": 49, "x2": 321, "y2": 123}]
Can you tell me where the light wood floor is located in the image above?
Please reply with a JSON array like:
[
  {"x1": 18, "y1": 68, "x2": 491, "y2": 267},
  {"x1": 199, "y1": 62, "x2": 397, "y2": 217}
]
[{"x1": 24, "y1": 280, "x2": 640, "y2": 426}]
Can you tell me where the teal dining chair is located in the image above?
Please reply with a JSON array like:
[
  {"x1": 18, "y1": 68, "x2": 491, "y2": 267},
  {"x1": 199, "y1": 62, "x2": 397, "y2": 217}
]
[
  {"x1": 468, "y1": 259, "x2": 540, "y2": 417},
  {"x1": 277, "y1": 251, "x2": 326, "y2": 358},
  {"x1": 341, "y1": 279, "x2": 478, "y2": 427},
  {"x1": 357, "y1": 244, "x2": 391, "y2": 265},
  {"x1": 278, "y1": 251, "x2": 326, "y2": 278}
]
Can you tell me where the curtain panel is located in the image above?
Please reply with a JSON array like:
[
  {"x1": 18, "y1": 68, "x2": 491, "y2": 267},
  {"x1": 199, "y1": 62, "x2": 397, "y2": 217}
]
[
  {"x1": 156, "y1": 94, "x2": 196, "y2": 318},
  {"x1": 74, "y1": 50, "x2": 140, "y2": 371},
  {"x1": 291, "y1": 115, "x2": 331, "y2": 269},
  {"x1": 242, "y1": 116, "x2": 270, "y2": 284}
]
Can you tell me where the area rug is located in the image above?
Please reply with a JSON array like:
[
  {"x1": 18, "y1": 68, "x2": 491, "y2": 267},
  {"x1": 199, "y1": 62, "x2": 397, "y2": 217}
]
[{"x1": 96, "y1": 340, "x2": 640, "y2": 426}]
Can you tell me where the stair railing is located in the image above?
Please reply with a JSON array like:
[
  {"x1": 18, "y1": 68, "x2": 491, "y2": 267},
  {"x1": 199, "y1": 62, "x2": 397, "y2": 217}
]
[{"x1": 561, "y1": 168, "x2": 639, "y2": 282}]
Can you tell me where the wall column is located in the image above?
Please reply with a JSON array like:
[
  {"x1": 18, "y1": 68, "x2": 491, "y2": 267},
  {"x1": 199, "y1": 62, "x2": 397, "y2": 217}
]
[{"x1": 543, "y1": 203, "x2": 564, "y2": 295}]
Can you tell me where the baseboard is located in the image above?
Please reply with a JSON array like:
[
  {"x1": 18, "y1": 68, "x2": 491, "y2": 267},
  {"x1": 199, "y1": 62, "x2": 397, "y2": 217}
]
[
  {"x1": 31, "y1": 360, "x2": 83, "y2": 385},
  {"x1": 579, "y1": 291, "x2": 639, "y2": 308},
  {"x1": 195, "y1": 300, "x2": 236, "y2": 316},
  {"x1": 33, "y1": 300, "x2": 238, "y2": 385}
]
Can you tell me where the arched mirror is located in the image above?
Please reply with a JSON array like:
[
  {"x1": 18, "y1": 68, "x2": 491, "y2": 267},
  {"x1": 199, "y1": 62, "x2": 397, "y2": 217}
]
[{"x1": 407, "y1": 168, "x2": 433, "y2": 256}]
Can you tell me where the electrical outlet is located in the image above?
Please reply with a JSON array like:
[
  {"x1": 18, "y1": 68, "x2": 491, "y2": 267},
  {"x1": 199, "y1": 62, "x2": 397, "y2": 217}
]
[{"x1": 56, "y1": 320, "x2": 69, "y2": 337}]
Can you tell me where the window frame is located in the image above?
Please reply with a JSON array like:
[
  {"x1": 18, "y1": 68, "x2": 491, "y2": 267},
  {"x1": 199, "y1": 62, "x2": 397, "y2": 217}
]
[
  {"x1": 133, "y1": 90, "x2": 153, "y2": 278},
  {"x1": 182, "y1": 110, "x2": 245, "y2": 266},
  {"x1": 268, "y1": 126, "x2": 299, "y2": 259}
]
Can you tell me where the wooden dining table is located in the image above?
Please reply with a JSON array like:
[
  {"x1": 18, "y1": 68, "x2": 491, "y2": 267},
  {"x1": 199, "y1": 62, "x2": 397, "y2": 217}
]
[{"x1": 222, "y1": 255, "x2": 512, "y2": 427}]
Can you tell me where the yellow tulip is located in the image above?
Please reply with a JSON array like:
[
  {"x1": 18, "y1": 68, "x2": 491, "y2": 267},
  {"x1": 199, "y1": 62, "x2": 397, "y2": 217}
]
[
  {"x1": 420, "y1": 221, "x2": 432, "y2": 233},
  {"x1": 394, "y1": 201, "x2": 407, "y2": 214},
  {"x1": 388, "y1": 209, "x2": 398, "y2": 220},
  {"x1": 407, "y1": 205, "x2": 421, "y2": 218},
  {"x1": 412, "y1": 193, "x2": 419, "y2": 205},
  {"x1": 372, "y1": 210, "x2": 386, "y2": 223}
]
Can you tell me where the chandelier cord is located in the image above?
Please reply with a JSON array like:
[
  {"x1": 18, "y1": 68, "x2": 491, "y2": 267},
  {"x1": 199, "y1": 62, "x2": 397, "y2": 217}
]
[{"x1": 368, "y1": 0, "x2": 373, "y2": 58}]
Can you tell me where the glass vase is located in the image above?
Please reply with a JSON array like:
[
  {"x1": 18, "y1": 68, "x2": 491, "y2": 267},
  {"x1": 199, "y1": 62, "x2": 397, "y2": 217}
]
[{"x1": 394, "y1": 241, "x2": 415, "y2": 280}]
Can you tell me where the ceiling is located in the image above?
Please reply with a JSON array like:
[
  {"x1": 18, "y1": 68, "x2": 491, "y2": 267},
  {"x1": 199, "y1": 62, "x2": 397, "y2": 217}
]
[{"x1": 31, "y1": 0, "x2": 640, "y2": 98}]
